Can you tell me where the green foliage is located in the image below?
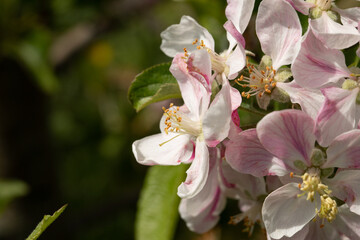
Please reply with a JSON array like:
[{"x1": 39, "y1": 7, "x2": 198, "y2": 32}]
[
  {"x1": 135, "y1": 165, "x2": 187, "y2": 240},
  {"x1": 128, "y1": 63, "x2": 181, "y2": 112},
  {"x1": 26, "y1": 205, "x2": 67, "y2": 240},
  {"x1": 13, "y1": 30, "x2": 59, "y2": 94},
  {"x1": 0, "y1": 180, "x2": 28, "y2": 214}
]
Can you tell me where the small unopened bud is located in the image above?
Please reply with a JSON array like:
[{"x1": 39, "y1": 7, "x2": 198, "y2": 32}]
[{"x1": 311, "y1": 148, "x2": 326, "y2": 166}]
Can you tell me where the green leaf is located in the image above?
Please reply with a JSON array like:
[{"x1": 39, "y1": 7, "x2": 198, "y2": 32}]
[
  {"x1": 128, "y1": 63, "x2": 181, "y2": 112},
  {"x1": 26, "y1": 204, "x2": 67, "y2": 240},
  {"x1": 0, "y1": 180, "x2": 28, "y2": 214},
  {"x1": 135, "y1": 165, "x2": 187, "y2": 240},
  {"x1": 12, "y1": 29, "x2": 59, "y2": 94}
]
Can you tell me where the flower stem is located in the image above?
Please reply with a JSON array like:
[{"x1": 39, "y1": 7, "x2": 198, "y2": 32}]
[{"x1": 238, "y1": 105, "x2": 266, "y2": 117}]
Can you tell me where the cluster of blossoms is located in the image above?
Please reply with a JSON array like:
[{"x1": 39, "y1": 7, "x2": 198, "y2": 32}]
[{"x1": 132, "y1": 0, "x2": 360, "y2": 238}]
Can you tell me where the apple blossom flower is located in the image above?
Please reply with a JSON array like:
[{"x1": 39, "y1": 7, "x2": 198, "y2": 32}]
[
  {"x1": 179, "y1": 147, "x2": 227, "y2": 233},
  {"x1": 230, "y1": 0, "x2": 302, "y2": 110},
  {"x1": 160, "y1": 15, "x2": 246, "y2": 80},
  {"x1": 287, "y1": 0, "x2": 360, "y2": 49},
  {"x1": 225, "y1": 109, "x2": 360, "y2": 238},
  {"x1": 132, "y1": 49, "x2": 239, "y2": 199},
  {"x1": 292, "y1": 27, "x2": 360, "y2": 146}
]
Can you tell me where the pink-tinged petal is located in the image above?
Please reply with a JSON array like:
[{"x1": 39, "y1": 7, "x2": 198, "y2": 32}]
[
  {"x1": 326, "y1": 170, "x2": 360, "y2": 215},
  {"x1": 333, "y1": 204, "x2": 360, "y2": 239},
  {"x1": 227, "y1": 110, "x2": 242, "y2": 140},
  {"x1": 170, "y1": 51, "x2": 210, "y2": 118},
  {"x1": 292, "y1": 28, "x2": 351, "y2": 88},
  {"x1": 332, "y1": 6, "x2": 360, "y2": 27},
  {"x1": 256, "y1": 0, "x2": 302, "y2": 70},
  {"x1": 225, "y1": 0, "x2": 255, "y2": 34},
  {"x1": 324, "y1": 129, "x2": 360, "y2": 169},
  {"x1": 276, "y1": 82, "x2": 325, "y2": 120},
  {"x1": 230, "y1": 85, "x2": 242, "y2": 112},
  {"x1": 310, "y1": 13, "x2": 360, "y2": 49},
  {"x1": 221, "y1": 160, "x2": 267, "y2": 200},
  {"x1": 187, "y1": 50, "x2": 212, "y2": 87},
  {"x1": 263, "y1": 183, "x2": 317, "y2": 239},
  {"x1": 315, "y1": 87, "x2": 359, "y2": 147},
  {"x1": 179, "y1": 149, "x2": 226, "y2": 233},
  {"x1": 223, "y1": 21, "x2": 246, "y2": 48},
  {"x1": 286, "y1": 0, "x2": 315, "y2": 15},
  {"x1": 257, "y1": 110, "x2": 315, "y2": 167},
  {"x1": 178, "y1": 139, "x2": 209, "y2": 198},
  {"x1": 225, "y1": 129, "x2": 293, "y2": 177},
  {"x1": 226, "y1": 45, "x2": 246, "y2": 79},
  {"x1": 160, "y1": 15, "x2": 215, "y2": 57},
  {"x1": 132, "y1": 133, "x2": 193, "y2": 166},
  {"x1": 202, "y1": 80, "x2": 232, "y2": 147}
]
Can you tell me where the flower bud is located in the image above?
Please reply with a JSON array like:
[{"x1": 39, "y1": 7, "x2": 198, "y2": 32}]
[{"x1": 311, "y1": 148, "x2": 326, "y2": 166}]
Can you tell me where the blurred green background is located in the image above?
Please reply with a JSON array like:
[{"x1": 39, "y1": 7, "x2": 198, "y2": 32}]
[{"x1": 0, "y1": 0, "x2": 357, "y2": 239}]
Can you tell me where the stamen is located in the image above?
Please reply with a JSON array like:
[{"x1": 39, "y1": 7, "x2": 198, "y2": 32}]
[{"x1": 235, "y1": 61, "x2": 277, "y2": 99}]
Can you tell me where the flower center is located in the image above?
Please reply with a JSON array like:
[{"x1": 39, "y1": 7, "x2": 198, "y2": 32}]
[
  {"x1": 342, "y1": 75, "x2": 360, "y2": 104},
  {"x1": 188, "y1": 39, "x2": 228, "y2": 75},
  {"x1": 292, "y1": 168, "x2": 338, "y2": 226},
  {"x1": 161, "y1": 103, "x2": 202, "y2": 137},
  {"x1": 235, "y1": 63, "x2": 277, "y2": 99}
]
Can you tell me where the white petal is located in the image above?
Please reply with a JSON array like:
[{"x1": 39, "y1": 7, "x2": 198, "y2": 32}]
[
  {"x1": 332, "y1": 6, "x2": 360, "y2": 27},
  {"x1": 277, "y1": 82, "x2": 325, "y2": 120},
  {"x1": 256, "y1": 0, "x2": 302, "y2": 70},
  {"x1": 292, "y1": 28, "x2": 351, "y2": 89},
  {"x1": 179, "y1": 150, "x2": 226, "y2": 233},
  {"x1": 287, "y1": 0, "x2": 315, "y2": 15},
  {"x1": 257, "y1": 110, "x2": 316, "y2": 167},
  {"x1": 263, "y1": 183, "x2": 317, "y2": 239},
  {"x1": 225, "y1": 0, "x2": 255, "y2": 33},
  {"x1": 202, "y1": 80, "x2": 232, "y2": 147},
  {"x1": 226, "y1": 45, "x2": 246, "y2": 79},
  {"x1": 178, "y1": 139, "x2": 209, "y2": 198},
  {"x1": 132, "y1": 133, "x2": 193, "y2": 165},
  {"x1": 311, "y1": 13, "x2": 360, "y2": 49},
  {"x1": 327, "y1": 170, "x2": 360, "y2": 215},
  {"x1": 333, "y1": 204, "x2": 360, "y2": 239},
  {"x1": 315, "y1": 87, "x2": 359, "y2": 147},
  {"x1": 160, "y1": 16, "x2": 215, "y2": 57}
]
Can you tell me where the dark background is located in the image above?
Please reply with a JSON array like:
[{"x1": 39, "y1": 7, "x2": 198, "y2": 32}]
[{"x1": 0, "y1": 0, "x2": 357, "y2": 239}]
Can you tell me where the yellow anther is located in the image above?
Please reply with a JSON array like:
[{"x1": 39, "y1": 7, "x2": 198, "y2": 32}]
[
  {"x1": 290, "y1": 172, "x2": 294, "y2": 178},
  {"x1": 192, "y1": 39, "x2": 198, "y2": 45},
  {"x1": 170, "y1": 103, "x2": 174, "y2": 107}
]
